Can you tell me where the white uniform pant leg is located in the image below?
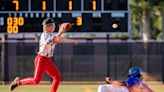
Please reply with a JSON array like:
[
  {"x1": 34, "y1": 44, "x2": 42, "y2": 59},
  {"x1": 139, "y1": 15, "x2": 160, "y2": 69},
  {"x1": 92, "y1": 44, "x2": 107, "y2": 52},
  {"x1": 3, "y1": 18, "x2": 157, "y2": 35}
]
[{"x1": 98, "y1": 84, "x2": 129, "y2": 92}]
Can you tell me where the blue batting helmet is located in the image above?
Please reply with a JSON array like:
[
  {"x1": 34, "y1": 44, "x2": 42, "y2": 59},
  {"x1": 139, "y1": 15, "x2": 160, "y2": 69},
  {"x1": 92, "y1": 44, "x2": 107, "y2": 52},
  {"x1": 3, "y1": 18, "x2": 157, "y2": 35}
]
[{"x1": 128, "y1": 67, "x2": 142, "y2": 77}]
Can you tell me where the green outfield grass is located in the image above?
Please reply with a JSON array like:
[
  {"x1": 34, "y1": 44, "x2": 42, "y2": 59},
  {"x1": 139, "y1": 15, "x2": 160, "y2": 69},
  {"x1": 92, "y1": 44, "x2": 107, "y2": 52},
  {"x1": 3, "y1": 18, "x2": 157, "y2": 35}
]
[{"x1": 0, "y1": 84, "x2": 164, "y2": 92}]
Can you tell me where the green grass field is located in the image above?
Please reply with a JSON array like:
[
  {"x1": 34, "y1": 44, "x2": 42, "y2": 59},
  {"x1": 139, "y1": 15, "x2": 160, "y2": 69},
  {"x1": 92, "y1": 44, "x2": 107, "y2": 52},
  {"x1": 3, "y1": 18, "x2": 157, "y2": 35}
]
[{"x1": 0, "y1": 83, "x2": 164, "y2": 92}]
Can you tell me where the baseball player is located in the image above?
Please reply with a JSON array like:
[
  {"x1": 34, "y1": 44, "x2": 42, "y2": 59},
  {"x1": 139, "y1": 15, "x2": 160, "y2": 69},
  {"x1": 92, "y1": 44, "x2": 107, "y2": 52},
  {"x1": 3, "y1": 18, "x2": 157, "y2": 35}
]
[
  {"x1": 97, "y1": 67, "x2": 154, "y2": 92},
  {"x1": 10, "y1": 18, "x2": 78, "y2": 92}
]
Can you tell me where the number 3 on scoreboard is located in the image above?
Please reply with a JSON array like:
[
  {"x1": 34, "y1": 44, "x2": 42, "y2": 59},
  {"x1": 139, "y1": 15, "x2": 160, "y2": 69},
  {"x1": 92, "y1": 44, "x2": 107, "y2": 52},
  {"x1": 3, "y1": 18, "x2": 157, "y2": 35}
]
[{"x1": 76, "y1": 16, "x2": 82, "y2": 26}]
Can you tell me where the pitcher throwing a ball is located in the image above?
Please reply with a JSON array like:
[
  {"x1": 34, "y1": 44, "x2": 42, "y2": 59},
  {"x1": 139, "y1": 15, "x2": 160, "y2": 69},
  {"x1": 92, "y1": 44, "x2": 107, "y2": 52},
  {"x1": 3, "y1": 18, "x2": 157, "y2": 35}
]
[{"x1": 10, "y1": 18, "x2": 78, "y2": 92}]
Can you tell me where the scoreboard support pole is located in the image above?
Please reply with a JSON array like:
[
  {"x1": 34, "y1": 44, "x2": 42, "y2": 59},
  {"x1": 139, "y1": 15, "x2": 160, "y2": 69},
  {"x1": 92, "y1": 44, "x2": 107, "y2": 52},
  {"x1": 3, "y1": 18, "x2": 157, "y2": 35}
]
[{"x1": 1, "y1": 34, "x2": 9, "y2": 83}]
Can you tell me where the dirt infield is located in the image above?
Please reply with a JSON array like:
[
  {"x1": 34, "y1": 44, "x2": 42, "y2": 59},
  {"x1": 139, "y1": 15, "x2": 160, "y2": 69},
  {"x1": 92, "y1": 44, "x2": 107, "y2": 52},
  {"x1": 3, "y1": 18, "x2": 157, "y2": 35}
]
[{"x1": 0, "y1": 82, "x2": 164, "y2": 92}]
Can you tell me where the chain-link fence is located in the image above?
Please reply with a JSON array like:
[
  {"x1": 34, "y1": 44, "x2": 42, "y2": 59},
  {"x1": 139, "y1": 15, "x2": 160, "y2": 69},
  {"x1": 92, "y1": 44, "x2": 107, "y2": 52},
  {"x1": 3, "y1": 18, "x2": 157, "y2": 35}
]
[{"x1": 0, "y1": 41, "x2": 164, "y2": 82}]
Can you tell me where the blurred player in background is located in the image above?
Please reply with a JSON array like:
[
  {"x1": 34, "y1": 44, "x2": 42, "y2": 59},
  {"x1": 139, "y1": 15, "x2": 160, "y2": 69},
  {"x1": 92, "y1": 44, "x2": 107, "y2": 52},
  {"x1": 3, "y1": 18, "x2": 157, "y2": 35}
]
[
  {"x1": 10, "y1": 18, "x2": 78, "y2": 92},
  {"x1": 97, "y1": 67, "x2": 154, "y2": 92}
]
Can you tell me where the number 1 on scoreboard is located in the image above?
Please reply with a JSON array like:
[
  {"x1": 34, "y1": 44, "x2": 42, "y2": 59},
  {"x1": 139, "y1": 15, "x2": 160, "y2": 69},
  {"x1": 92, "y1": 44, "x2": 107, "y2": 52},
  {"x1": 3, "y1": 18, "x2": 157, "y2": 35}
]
[
  {"x1": 92, "y1": 0, "x2": 96, "y2": 11},
  {"x1": 42, "y1": 0, "x2": 46, "y2": 11},
  {"x1": 68, "y1": 0, "x2": 72, "y2": 11}
]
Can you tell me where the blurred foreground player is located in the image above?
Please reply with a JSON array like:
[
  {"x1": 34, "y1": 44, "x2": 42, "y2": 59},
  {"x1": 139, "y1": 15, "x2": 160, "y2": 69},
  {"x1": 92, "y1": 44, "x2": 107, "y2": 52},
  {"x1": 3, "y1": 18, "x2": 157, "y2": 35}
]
[
  {"x1": 10, "y1": 18, "x2": 78, "y2": 92},
  {"x1": 97, "y1": 67, "x2": 154, "y2": 92}
]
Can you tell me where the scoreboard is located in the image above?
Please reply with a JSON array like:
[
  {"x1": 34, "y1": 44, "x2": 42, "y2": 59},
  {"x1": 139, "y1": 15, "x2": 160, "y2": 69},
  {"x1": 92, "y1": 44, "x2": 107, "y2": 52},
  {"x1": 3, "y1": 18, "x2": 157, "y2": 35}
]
[{"x1": 0, "y1": 0, "x2": 129, "y2": 34}]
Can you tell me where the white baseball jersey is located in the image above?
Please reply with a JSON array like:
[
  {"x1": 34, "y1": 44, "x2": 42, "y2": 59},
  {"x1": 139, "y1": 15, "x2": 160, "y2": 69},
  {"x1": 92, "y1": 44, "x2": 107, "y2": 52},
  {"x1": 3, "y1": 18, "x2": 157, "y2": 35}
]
[{"x1": 38, "y1": 32, "x2": 56, "y2": 57}]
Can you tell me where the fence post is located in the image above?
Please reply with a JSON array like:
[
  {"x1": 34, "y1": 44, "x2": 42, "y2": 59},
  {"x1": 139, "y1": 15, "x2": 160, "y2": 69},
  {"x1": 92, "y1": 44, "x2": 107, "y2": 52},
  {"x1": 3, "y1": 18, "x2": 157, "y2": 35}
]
[
  {"x1": 162, "y1": 9, "x2": 164, "y2": 84},
  {"x1": 1, "y1": 34, "x2": 9, "y2": 83},
  {"x1": 143, "y1": 42, "x2": 148, "y2": 72},
  {"x1": 106, "y1": 34, "x2": 110, "y2": 77},
  {"x1": 128, "y1": 40, "x2": 133, "y2": 67},
  {"x1": 162, "y1": 48, "x2": 164, "y2": 84},
  {"x1": 162, "y1": 43, "x2": 164, "y2": 84}
]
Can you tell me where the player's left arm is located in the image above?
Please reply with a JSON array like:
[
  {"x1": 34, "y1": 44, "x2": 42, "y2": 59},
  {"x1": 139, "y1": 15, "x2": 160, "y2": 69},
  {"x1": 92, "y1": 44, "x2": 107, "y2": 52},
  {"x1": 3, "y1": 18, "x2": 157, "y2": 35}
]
[{"x1": 53, "y1": 22, "x2": 78, "y2": 44}]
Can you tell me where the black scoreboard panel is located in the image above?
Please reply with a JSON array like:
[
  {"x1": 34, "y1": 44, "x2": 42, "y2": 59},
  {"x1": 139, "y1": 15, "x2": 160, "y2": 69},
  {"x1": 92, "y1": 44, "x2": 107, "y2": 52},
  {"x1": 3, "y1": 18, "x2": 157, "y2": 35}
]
[
  {"x1": 56, "y1": 0, "x2": 81, "y2": 11},
  {"x1": 0, "y1": 0, "x2": 129, "y2": 34},
  {"x1": 31, "y1": 0, "x2": 53, "y2": 11},
  {"x1": 104, "y1": 0, "x2": 128, "y2": 10},
  {"x1": 0, "y1": 0, "x2": 28, "y2": 11},
  {"x1": 84, "y1": 0, "x2": 101, "y2": 10}
]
